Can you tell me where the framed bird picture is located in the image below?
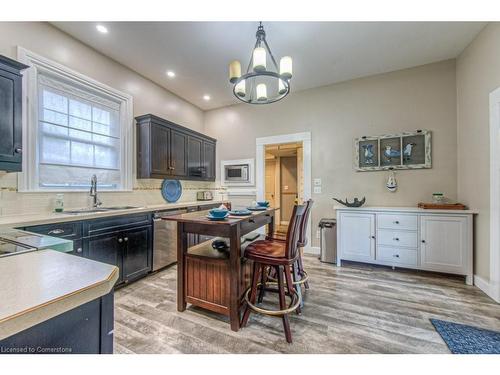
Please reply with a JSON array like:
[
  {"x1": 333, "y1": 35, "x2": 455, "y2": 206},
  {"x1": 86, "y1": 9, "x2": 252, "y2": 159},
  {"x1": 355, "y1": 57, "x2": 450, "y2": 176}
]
[{"x1": 354, "y1": 130, "x2": 431, "y2": 171}]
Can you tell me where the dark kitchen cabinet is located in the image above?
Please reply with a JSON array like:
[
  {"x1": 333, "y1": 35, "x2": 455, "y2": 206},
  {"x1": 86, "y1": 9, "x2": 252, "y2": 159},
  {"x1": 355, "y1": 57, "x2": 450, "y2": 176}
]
[
  {"x1": 202, "y1": 140, "x2": 216, "y2": 181},
  {"x1": 170, "y1": 129, "x2": 188, "y2": 177},
  {"x1": 136, "y1": 114, "x2": 216, "y2": 181},
  {"x1": 0, "y1": 56, "x2": 28, "y2": 172},
  {"x1": 85, "y1": 231, "x2": 124, "y2": 283},
  {"x1": 122, "y1": 225, "x2": 152, "y2": 282}
]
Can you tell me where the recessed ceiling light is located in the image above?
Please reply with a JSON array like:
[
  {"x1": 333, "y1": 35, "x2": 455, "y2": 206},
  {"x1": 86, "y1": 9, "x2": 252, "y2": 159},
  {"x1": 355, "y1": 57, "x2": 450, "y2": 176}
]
[
  {"x1": 203, "y1": 95, "x2": 211, "y2": 101},
  {"x1": 96, "y1": 25, "x2": 108, "y2": 34},
  {"x1": 166, "y1": 71, "x2": 175, "y2": 78}
]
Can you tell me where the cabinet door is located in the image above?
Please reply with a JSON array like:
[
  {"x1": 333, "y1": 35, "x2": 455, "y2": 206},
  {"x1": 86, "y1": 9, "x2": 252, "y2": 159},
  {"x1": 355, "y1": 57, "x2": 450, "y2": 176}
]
[
  {"x1": 339, "y1": 213, "x2": 375, "y2": 262},
  {"x1": 202, "y1": 141, "x2": 216, "y2": 181},
  {"x1": 123, "y1": 225, "x2": 152, "y2": 282},
  {"x1": 420, "y1": 216, "x2": 468, "y2": 274},
  {"x1": 0, "y1": 70, "x2": 22, "y2": 171},
  {"x1": 150, "y1": 123, "x2": 171, "y2": 177},
  {"x1": 84, "y1": 232, "x2": 123, "y2": 283},
  {"x1": 187, "y1": 136, "x2": 203, "y2": 178},
  {"x1": 170, "y1": 129, "x2": 188, "y2": 177}
]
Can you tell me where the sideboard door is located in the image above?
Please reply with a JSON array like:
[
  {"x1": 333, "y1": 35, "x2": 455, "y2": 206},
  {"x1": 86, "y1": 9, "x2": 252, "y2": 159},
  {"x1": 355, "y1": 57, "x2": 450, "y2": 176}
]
[
  {"x1": 420, "y1": 215, "x2": 468, "y2": 274},
  {"x1": 339, "y1": 212, "x2": 375, "y2": 262}
]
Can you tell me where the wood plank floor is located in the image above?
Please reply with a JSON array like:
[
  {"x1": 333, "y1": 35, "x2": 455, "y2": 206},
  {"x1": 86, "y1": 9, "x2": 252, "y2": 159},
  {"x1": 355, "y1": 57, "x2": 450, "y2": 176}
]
[{"x1": 114, "y1": 256, "x2": 500, "y2": 354}]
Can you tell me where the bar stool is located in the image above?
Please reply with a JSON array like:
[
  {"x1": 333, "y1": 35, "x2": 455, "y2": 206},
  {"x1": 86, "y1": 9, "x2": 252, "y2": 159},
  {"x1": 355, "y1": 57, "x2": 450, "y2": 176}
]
[
  {"x1": 263, "y1": 199, "x2": 313, "y2": 293},
  {"x1": 241, "y1": 203, "x2": 306, "y2": 343}
]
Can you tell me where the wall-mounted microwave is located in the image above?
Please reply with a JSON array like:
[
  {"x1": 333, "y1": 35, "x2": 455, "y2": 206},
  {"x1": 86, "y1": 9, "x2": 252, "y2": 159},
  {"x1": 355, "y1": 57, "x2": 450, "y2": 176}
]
[
  {"x1": 221, "y1": 159, "x2": 255, "y2": 186},
  {"x1": 225, "y1": 164, "x2": 249, "y2": 182}
]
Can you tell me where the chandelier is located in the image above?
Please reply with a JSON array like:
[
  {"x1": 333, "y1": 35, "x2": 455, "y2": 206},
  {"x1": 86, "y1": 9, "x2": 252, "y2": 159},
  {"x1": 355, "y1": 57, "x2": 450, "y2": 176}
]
[{"x1": 228, "y1": 22, "x2": 292, "y2": 105}]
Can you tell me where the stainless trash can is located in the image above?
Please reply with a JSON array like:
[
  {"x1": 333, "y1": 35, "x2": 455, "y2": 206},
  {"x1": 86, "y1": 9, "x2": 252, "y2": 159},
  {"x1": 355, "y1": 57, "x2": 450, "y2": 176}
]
[{"x1": 319, "y1": 218, "x2": 337, "y2": 263}]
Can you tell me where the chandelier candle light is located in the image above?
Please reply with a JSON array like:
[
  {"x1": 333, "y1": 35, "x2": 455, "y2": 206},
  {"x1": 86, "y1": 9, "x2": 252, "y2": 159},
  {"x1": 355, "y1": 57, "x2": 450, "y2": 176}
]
[{"x1": 228, "y1": 22, "x2": 293, "y2": 104}]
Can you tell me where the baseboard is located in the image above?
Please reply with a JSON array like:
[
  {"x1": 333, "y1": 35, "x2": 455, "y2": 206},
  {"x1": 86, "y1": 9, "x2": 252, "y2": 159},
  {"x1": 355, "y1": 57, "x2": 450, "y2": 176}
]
[
  {"x1": 304, "y1": 246, "x2": 320, "y2": 255},
  {"x1": 474, "y1": 275, "x2": 493, "y2": 299}
]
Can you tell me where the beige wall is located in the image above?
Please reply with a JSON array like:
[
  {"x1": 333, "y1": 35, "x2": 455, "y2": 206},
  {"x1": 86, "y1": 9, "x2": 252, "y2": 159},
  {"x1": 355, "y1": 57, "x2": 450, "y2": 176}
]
[
  {"x1": 0, "y1": 22, "x2": 208, "y2": 214},
  {"x1": 457, "y1": 23, "x2": 500, "y2": 281},
  {"x1": 205, "y1": 60, "x2": 458, "y2": 247}
]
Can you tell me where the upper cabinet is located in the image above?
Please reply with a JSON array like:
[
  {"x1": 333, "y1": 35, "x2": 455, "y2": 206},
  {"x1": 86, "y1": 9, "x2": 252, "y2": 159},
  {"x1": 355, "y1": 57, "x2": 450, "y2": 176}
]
[
  {"x1": 0, "y1": 56, "x2": 29, "y2": 172},
  {"x1": 136, "y1": 114, "x2": 216, "y2": 181}
]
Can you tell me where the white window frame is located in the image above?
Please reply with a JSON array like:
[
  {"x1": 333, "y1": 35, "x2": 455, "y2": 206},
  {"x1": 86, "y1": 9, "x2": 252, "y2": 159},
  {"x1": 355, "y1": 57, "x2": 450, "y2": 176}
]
[{"x1": 17, "y1": 46, "x2": 134, "y2": 192}]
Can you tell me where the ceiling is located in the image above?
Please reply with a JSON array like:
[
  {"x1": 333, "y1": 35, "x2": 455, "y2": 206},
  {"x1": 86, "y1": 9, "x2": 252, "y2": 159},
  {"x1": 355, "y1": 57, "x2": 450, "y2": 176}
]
[{"x1": 52, "y1": 22, "x2": 486, "y2": 110}]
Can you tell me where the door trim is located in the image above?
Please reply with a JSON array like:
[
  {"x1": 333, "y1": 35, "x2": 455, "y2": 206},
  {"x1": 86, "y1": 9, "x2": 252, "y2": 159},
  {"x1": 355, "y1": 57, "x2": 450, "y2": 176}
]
[
  {"x1": 489, "y1": 87, "x2": 500, "y2": 302},
  {"x1": 256, "y1": 132, "x2": 312, "y2": 252}
]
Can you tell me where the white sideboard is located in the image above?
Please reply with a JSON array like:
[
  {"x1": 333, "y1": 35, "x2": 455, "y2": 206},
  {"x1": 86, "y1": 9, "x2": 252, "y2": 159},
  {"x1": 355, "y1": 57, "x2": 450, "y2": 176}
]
[{"x1": 335, "y1": 206, "x2": 475, "y2": 284}]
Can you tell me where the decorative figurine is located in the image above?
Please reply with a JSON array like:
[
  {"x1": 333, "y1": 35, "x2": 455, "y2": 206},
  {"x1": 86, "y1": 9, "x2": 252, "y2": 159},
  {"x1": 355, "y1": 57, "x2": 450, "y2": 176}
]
[
  {"x1": 403, "y1": 142, "x2": 416, "y2": 161},
  {"x1": 362, "y1": 144, "x2": 375, "y2": 164},
  {"x1": 333, "y1": 197, "x2": 366, "y2": 207},
  {"x1": 384, "y1": 145, "x2": 401, "y2": 161},
  {"x1": 386, "y1": 171, "x2": 397, "y2": 192}
]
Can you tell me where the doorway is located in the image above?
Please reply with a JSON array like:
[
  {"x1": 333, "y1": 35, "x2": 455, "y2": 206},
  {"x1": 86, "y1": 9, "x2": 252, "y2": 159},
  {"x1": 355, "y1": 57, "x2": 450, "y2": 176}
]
[
  {"x1": 256, "y1": 132, "x2": 312, "y2": 252},
  {"x1": 265, "y1": 143, "x2": 303, "y2": 234}
]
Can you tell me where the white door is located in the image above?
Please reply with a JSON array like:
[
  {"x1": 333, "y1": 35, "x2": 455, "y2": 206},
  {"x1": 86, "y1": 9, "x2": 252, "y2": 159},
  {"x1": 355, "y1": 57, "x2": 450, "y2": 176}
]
[
  {"x1": 339, "y1": 213, "x2": 375, "y2": 262},
  {"x1": 420, "y1": 215, "x2": 468, "y2": 274}
]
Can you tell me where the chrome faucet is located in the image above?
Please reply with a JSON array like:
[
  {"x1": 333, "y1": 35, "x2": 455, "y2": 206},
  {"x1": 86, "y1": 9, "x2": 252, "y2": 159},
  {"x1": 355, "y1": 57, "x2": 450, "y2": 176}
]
[{"x1": 89, "y1": 174, "x2": 102, "y2": 208}]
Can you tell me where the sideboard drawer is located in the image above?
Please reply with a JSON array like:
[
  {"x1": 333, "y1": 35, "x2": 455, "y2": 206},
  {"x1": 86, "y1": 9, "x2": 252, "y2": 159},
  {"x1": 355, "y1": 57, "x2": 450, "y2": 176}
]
[
  {"x1": 376, "y1": 246, "x2": 418, "y2": 266},
  {"x1": 377, "y1": 229, "x2": 417, "y2": 248},
  {"x1": 377, "y1": 214, "x2": 417, "y2": 231}
]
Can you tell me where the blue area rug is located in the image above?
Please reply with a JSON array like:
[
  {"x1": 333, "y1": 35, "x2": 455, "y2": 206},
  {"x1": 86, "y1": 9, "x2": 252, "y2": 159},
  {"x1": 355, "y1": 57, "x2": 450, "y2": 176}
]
[{"x1": 431, "y1": 319, "x2": 500, "y2": 354}]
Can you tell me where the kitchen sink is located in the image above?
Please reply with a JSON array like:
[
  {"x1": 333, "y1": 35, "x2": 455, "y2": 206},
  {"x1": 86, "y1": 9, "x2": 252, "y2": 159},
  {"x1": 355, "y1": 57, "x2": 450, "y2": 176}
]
[{"x1": 61, "y1": 206, "x2": 140, "y2": 214}]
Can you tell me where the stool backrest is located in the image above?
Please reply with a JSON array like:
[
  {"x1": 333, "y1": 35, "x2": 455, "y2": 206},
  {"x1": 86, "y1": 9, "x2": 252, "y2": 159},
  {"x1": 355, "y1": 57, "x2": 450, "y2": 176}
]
[
  {"x1": 297, "y1": 199, "x2": 313, "y2": 247},
  {"x1": 285, "y1": 203, "x2": 307, "y2": 260}
]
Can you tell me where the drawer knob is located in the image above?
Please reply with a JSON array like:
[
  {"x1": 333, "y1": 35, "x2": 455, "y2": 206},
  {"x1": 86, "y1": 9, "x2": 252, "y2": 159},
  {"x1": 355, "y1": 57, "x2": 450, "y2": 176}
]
[
  {"x1": 393, "y1": 237, "x2": 400, "y2": 241},
  {"x1": 15, "y1": 147, "x2": 22, "y2": 154},
  {"x1": 76, "y1": 247, "x2": 83, "y2": 253},
  {"x1": 421, "y1": 239, "x2": 426, "y2": 243},
  {"x1": 393, "y1": 254, "x2": 400, "y2": 258},
  {"x1": 393, "y1": 221, "x2": 400, "y2": 224},
  {"x1": 370, "y1": 235, "x2": 376, "y2": 239},
  {"x1": 124, "y1": 237, "x2": 128, "y2": 242},
  {"x1": 118, "y1": 238, "x2": 123, "y2": 243}
]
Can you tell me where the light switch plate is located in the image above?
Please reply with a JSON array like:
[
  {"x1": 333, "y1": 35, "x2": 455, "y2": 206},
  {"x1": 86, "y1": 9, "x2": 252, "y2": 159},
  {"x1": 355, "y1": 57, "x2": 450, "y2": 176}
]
[
  {"x1": 313, "y1": 178, "x2": 322, "y2": 186},
  {"x1": 314, "y1": 186, "x2": 322, "y2": 194}
]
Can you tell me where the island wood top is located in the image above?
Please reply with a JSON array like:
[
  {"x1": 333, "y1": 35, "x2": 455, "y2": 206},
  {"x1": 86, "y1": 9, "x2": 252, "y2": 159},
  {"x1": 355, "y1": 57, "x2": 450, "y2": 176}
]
[{"x1": 163, "y1": 207, "x2": 278, "y2": 226}]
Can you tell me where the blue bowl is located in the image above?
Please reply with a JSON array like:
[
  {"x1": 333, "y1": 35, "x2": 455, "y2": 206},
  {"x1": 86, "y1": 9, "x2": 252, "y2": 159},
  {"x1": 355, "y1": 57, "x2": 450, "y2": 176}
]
[
  {"x1": 209, "y1": 208, "x2": 228, "y2": 218},
  {"x1": 256, "y1": 201, "x2": 270, "y2": 207}
]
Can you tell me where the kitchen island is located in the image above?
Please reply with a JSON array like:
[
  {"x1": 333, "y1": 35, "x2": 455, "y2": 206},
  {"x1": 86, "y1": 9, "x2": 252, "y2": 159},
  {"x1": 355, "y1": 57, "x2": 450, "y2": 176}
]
[
  {"x1": 165, "y1": 208, "x2": 276, "y2": 331},
  {"x1": 0, "y1": 250, "x2": 118, "y2": 354}
]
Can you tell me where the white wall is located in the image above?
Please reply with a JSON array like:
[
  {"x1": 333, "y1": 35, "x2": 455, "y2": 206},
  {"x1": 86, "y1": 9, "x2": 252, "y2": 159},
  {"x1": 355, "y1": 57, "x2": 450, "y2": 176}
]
[
  {"x1": 205, "y1": 60, "x2": 458, "y2": 247},
  {"x1": 0, "y1": 22, "x2": 210, "y2": 214},
  {"x1": 457, "y1": 23, "x2": 500, "y2": 281}
]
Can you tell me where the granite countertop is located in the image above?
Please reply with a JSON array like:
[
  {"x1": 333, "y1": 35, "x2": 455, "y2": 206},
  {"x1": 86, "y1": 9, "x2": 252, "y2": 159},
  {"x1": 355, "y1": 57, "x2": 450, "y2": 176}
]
[
  {"x1": 0, "y1": 250, "x2": 118, "y2": 340},
  {"x1": 0, "y1": 200, "x2": 223, "y2": 228},
  {"x1": 333, "y1": 205, "x2": 478, "y2": 214}
]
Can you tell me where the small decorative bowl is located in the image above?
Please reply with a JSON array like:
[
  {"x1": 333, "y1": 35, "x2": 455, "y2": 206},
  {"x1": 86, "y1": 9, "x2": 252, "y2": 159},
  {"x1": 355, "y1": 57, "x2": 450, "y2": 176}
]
[
  {"x1": 256, "y1": 201, "x2": 270, "y2": 207},
  {"x1": 209, "y1": 208, "x2": 229, "y2": 218}
]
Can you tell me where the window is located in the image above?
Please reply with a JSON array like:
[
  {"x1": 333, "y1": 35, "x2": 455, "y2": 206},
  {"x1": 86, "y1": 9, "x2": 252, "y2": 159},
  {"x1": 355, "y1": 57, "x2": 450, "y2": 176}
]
[{"x1": 18, "y1": 47, "x2": 133, "y2": 192}]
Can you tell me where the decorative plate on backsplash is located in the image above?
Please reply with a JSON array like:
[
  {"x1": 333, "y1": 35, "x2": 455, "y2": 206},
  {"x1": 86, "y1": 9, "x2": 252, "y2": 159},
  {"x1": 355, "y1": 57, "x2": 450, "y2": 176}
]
[{"x1": 161, "y1": 179, "x2": 182, "y2": 203}]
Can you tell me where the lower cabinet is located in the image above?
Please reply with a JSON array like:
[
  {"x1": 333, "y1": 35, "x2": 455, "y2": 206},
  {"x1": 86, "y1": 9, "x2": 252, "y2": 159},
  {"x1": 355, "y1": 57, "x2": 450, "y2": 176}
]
[
  {"x1": 338, "y1": 212, "x2": 375, "y2": 263},
  {"x1": 84, "y1": 224, "x2": 152, "y2": 285},
  {"x1": 337, "y1": 209, "x2": 474, "y2": 284},
  {"x1": 420, "y1": 215, "x2": 468, "y2": 275}
]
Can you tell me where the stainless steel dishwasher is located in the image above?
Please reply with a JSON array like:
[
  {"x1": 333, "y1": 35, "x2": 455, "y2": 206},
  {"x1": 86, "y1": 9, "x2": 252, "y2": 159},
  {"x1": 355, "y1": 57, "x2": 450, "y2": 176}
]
[{"x1": 153, "y1": 208, "x2": 188, "y2": 271}]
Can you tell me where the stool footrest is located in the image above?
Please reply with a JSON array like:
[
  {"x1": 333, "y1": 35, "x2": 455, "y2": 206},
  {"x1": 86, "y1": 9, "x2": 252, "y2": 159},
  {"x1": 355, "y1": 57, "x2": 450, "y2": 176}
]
[{"x1": 244, "y1": 282, "x2": 301, "y2": 316}]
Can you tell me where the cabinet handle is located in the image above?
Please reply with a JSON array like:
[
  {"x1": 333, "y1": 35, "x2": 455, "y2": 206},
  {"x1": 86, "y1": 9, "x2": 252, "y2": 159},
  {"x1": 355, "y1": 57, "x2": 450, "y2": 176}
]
[
  {"x1": 393, "y1": 221, "x2": 400, "y2": 224},
  {"x1": 118, "y1": 238, "x2": 123, "y2": 243},
  {"x1": 393, "y1": 237, "x2": 400, "y2": 241},
  {"x1": 14, "y1": 147, "x2": 22, "y2": 154},
  {"x1": 124, "y1": 237, "x2": 128, "y2": 242},
  {"x1": 76, "y1": 247, "x2": 83, "y2": 253},
  {"x1": 48, "y1": 229, "x2": 65, "y2": 235},
  {"x1": 421, "y1": 240, "x2": 426, "y2": 243},
  {"x1": 393, "y1": 254, "x2": 400, "y2": 258}
]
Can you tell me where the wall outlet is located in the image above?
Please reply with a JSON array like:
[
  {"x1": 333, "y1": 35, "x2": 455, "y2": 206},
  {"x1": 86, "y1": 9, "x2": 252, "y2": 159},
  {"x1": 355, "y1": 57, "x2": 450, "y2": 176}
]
[
  {"x1": 316, "y1": 230, "x2": 321, "y2": 239},
  {"x1": 314, "y1": 186, "x2": 322, "y2": 194},
  {"x1": 313, "y1": 178, "x2": 322, "y2": 186}
]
